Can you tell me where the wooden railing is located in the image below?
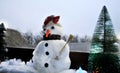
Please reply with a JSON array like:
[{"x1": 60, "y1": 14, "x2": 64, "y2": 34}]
[{"x1": 6, "y1": 47, "x2": 89, "y2": 70}]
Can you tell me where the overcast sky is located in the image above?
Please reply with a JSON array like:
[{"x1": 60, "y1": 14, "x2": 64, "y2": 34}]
[{"x1": 0, "y1": 0, "x2": 120, "y2": 37}]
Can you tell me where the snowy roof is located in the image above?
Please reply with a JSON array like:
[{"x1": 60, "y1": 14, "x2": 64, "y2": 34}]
[{"x1": 69, "y1": 42, "x2": 91, "y2": 53}]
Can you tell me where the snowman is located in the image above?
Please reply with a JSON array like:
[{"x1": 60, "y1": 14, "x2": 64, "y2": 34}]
[{"x1": 32, "y1": 15, "x2": 71, "y2": 73}]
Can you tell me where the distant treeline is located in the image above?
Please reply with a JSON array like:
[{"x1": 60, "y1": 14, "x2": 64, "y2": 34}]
[{"x1": 22, "y1": 31, "x2": 91, "y2": 46}]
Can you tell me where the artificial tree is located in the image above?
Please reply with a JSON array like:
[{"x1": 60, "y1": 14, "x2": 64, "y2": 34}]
[{"x1": 88, "y1": 6, "x2": 120, "y2": 73}]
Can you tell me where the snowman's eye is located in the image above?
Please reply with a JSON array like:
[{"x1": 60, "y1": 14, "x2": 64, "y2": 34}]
[
  {"x1": 51, "y1": 26, "x2": 55, "y2": 29},
  {"x1": 44, "y1": 28, "x2": 46, "y2": 31}
]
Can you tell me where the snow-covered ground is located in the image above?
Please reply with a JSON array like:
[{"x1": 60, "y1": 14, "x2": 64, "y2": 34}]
[
  {"x1": 0, "y1": 59, "x2": 37, "y2": 73},
  {"x1": 0, "y1": 59, "x2": 87, "y2": 73}
]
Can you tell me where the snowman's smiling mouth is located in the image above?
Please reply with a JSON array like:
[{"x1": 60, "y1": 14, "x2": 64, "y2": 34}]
[{"x1": 43, "y1": 34, "x2": 61, "y2": 40}]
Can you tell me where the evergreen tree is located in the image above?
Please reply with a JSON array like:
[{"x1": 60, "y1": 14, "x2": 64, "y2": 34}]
[
  {"x1": 0, "y1": 23, "x2": 8, "y2": 62},
  {"x1": 88, "y1": 6, "x2": 120, "y2": 73}
]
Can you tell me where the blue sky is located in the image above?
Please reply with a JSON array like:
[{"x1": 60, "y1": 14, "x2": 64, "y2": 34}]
[{"x1": 0, "y1": 0, "x2": 120, "y2": 37}]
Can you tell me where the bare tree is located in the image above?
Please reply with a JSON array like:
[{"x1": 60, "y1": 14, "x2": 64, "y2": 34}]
[
  {"x1": 80, "y1": 35, "x2": 91, "y2": 42},
  {"x1": 23, "y1": 32, "x2": 34, "y2": 45},
  {"x1": 34, "y1": 35, "x2": 42, "y2": 46}
]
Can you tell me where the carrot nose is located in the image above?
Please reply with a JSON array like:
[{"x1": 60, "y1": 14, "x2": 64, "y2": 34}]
[{"x1": 45, "y1": 29, "x2": 50, "y2": 38}]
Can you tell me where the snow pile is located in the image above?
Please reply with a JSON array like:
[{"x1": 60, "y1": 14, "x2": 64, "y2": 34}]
[
  {"x1": 0, "y1": 59, "x2": 87, "y2": 73},
  {"x1": 0, "y1": 59, "x2": 25, "y2": 66},
  {"x1": 0, "y1": 59, "x2": 37, "y2": 73}
]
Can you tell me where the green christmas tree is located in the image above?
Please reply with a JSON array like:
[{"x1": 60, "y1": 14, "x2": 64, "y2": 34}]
[
  {"x1": 88, "y1": 6, "x2": 120, "y2": 73},
  {"x1": 0, "y1": 23, "x2": 8, "y2": 62}
]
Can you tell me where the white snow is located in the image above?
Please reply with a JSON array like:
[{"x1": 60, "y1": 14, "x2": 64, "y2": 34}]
[
  {"x1": 0, "y1": 59, "x2": 87, "y2": 73},
  {"x1": 0, "y1": 59, "x2": 37, "y2": 73}
]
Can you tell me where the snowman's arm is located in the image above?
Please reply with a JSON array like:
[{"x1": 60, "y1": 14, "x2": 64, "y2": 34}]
[
  {"x1": 54, "y1": 45, "x2": 70, "y2": 60},
  {"x1": 58, "y1": 34, "x2": 73, "y2": 58},
  {"x1": 54, "y1": 34, "x2": 73, "y2": 60}
]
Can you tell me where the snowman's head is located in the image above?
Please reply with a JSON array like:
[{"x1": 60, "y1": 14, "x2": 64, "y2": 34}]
[{"x1": 42, "y1": 15, "x2": 64, "y2": 40}]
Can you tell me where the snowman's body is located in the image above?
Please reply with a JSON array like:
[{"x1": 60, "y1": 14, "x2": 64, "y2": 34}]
[
  {"x1": 32, "y1": 40, "x2": 71, "y2": 73},
  {"x1": 32, "y1": 15, "x2": 71, "y2": 73}
]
